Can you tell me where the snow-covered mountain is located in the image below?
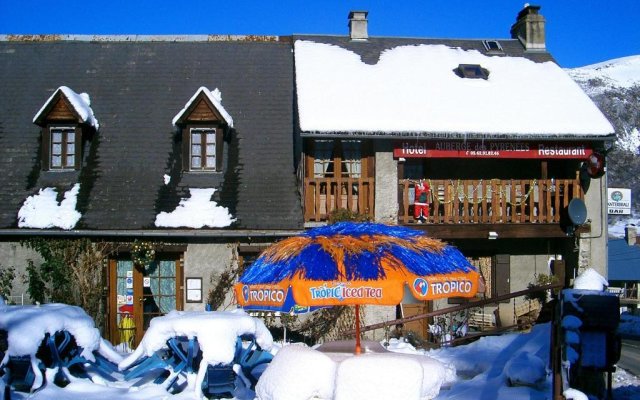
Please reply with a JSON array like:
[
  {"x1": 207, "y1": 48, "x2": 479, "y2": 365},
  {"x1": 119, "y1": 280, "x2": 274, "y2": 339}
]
[{"x1": 566, "y1": 56, "x2": 640, "y2": 237}]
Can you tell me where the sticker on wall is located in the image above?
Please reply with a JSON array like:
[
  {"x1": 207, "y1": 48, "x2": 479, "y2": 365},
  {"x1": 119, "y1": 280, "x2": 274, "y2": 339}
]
[
  {"x1": 143, "y1": 277, "x2": 151, "y2": 288},
  {"x1": 126, "y1": 270, "x2": 133, "y2": 278},
  {"x1": 126, "y1": 295, "x2": 134, "y2": 305},
  {"x1": 117, "y1": 295, "x2": 126, "y2": 305},
  {"x1": 127, "y1": 288, "x2": 133, "y2": 296},
  {"x1": 126, "y1": 277, "x2": 133, "y2": 288}
]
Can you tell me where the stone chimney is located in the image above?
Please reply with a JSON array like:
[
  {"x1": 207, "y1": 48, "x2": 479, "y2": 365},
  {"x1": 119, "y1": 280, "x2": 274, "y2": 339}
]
[
  {"x1": 348, "y1": 11, "x2": 368, "y2": 41},
  {"x1": 625, "y1": 225, "x2": 638, "y2": 246},
  {"x1": 510, "y1": 4, "x2": 546, "y2": 51}
]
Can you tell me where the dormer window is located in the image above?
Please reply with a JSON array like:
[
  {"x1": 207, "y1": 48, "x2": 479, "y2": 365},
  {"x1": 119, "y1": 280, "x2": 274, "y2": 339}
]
[
  {"x1": 455, "y1": 64, "x2": 490, "y2": 80},
  {"x1": 33, "y1": 86, "x2": 99, "y2": 171},
  {"x1": 173, "y1": 87, "x2": 234, "y2": 173},
  {"x1": 482, "y1": 40, "x2": 504, "y2": 54}
]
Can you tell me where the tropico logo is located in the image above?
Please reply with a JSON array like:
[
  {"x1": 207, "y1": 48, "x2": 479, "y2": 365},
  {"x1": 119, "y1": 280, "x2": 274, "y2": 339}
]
[
  {"x1": 611, "y1": 191, "x2": 623, "y2": 202},
  {"x1": 244, "y1": 286, "x2": 285, "y2": 303},
  {"x1": 413, "y1": 278, "x2": 429, "y2": 296}
]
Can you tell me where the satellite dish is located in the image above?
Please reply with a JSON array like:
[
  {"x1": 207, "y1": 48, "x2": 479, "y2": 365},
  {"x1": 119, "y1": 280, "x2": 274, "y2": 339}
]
[{"x1": 567, "y1": 198, "x2": 588, "y2": 226}]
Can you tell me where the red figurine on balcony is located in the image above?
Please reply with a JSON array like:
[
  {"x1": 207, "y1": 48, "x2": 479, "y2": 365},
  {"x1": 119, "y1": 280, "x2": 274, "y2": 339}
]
[{"x1": 414, "y1": 179, "x2": 430, "y2": 223}]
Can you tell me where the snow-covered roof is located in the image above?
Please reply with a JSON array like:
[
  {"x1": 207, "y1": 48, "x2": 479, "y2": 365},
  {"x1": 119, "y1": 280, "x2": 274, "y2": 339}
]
[
  {"x1": 294, "y1": 40, "x2": 615, "y2": 138},
  {"x1": 33, "y1": 86, "x2": 99, "y2": 129},
  {"x1": 172, "y1": 86, "x2": 234, "y2": 128},
  {"x1": 17, "y1": 183, "x2": 82, "y2": 230},
  {"x1": 154, "y1": 188, "x2": 236, "y2": 228}
]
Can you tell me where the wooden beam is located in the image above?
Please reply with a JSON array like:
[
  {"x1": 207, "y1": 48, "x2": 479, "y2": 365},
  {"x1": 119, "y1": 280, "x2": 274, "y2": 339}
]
[{"x1": 401, "y1": 223, "x2": 590, "y2": 239}]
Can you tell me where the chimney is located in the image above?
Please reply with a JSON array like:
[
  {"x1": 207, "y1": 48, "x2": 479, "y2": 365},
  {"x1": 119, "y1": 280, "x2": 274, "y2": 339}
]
[
  {"x1": 625, "y1": 225, "x2": 638, "y2": 246},
  {"x1": 348, "y1": 11, "x2": 368, "y2": 41},
  {"x1": 510, "y1": 4, "x2": 546, "y2": 51}
]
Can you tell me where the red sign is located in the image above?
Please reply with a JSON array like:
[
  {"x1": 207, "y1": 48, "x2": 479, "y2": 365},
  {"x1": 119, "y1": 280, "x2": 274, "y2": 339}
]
[{"x1": 394, "y1": 141, "x2": 592, "y2": 159}]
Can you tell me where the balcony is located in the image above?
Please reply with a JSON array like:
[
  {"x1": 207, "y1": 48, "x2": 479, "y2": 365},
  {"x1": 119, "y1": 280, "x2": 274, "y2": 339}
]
[
  {"x1": 303, "y1": 177, "x2": 375, "y2": 222},
  {"x1": 398, "y1": 178, "x2": 585, "y2": 238}
]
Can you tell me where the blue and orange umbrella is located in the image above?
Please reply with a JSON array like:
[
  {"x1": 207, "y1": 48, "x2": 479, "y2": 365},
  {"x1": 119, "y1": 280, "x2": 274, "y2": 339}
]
[{"x1": 234, "y1": 221, "x2": 481, "y2": 353}]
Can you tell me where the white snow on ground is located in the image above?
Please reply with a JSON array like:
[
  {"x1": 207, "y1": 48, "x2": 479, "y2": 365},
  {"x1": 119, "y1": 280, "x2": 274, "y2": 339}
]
[
  {"x1": 0, "y1": 303, "x2": 119, "y2": 363},
  {"x1": 33, "y1": 86, "x2": 100, "y2": 130},
  {"x1": 154, "y1": 188, "x2": 236, "y2": 228},
  {"x1": 295, "y1": 41, "x2": 613, "y2": 136},
  {"x1": 609, "y1": 219, "x2": 640, "y2": 238},
  {"x1": 3, "y1": 302, "x2": 640, "y2": 399},
  {"x1": 17, "y1": 184, "x2": 82, "y2": 230}
]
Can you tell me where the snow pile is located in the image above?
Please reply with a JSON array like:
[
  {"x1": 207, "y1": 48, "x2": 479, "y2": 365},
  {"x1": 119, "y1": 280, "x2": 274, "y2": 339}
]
[
  {"x1": 119, "y1": 309, "x2": 272, "y2": 370},
  {"x1": 609, "y1": 218, "x2": 640, "y2": 238},
  {"x1": 334, "y1": 353, "x2": 424, "y2": 400},
  {"x1": 573, "y1": 268, "x2": 608, "y2": 291},
  {"x1": 567, "y1": 55, "x2": 640, "y2": 92},
  {"x1": 172, "y1": 87, "x2": 234, "y2": 128},
  {"x1": 154, "y1": 188, "x2": 236, "y2": 228},
  {"x1": 0, "y1": 303, "x2": 110, "y2": 362},
  {"x1": 503, "y1": 352, "x2": 547, "y2": 388},
  {"x1": 33, "y1": 86, "x2": 100, "y2": 129},
  {"x1": 295, "y1": 41, "x2": 613, "y2": 136},
  {"x1": 256, "y1": 345, "x2": 336, "y2": 400},
  {"x1": 17, "y1": 183, "x2": 82, "y2": 229}
]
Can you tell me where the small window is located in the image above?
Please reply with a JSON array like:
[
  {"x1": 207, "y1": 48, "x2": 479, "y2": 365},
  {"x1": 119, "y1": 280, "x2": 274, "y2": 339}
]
[
  {"x1": 482, "y1": 40, "x2": 503, "y2": 53},
  {"x1": 190, "y1": 128, "x2": 218, "y2": 171},
  {"x1": 49, "y1": 126, "x2": 76, "y2": 170},
  {"x1": 455, "y1": 64, "x2": 490, "y2": 80}
]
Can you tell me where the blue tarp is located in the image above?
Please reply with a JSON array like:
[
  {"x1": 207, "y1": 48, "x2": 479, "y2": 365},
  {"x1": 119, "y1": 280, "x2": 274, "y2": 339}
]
[{"x1": 608, "y1": 239, "x2": 640, "y2": 281}]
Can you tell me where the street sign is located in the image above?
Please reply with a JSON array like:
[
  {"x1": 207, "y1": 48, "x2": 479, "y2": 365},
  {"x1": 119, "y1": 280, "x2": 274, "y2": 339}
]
[{"x1": 608, "y1": 188, "x2": 632, "y2": 215}]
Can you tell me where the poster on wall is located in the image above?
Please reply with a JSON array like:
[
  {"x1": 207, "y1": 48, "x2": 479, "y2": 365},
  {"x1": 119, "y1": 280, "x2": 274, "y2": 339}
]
[{"x1": 608, "y1": 188, "x2": 632, "y2": 215}]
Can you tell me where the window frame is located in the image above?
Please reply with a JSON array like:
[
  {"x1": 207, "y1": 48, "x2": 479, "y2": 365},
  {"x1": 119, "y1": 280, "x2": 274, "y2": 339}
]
[
  {"x1": 43, "y1": 124, "x2": 82, "y2": 171},
  {"x1": 182, "y1": 124, "x2": 224, "y2": 173},
  {"x1": 306, "y1": 139, "x2": 372, "y2": 179}
]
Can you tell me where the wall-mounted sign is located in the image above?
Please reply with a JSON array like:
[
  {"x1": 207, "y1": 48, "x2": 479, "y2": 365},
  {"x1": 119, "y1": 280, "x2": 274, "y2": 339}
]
[
  {"x1": 186, "y1": 277, "x2": 203, "y2": 303},
  {"x1": 394, "y1": 140, "x2": 592, "y2": 159},
  {"x1": 608, "y1": 188, "x2": 632, "y2": 215},
  {"x1": 143, "y1": 277, "x2": 151, "y2": 288}
]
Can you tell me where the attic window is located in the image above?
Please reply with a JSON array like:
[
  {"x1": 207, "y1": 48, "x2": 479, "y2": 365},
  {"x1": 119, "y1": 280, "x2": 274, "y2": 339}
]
[
  {"x1": 32, "y1": 86, "x2": 98, "y2": 171},
  {"x1": 174, "y1": 87, "x2": 233, "y2": 173},
  {"x1": 455, "y1": 64, "x2": 490, "y2": 80},
  {"x1": 483, "y1": 40, "x2": 503, "y2": 53}
]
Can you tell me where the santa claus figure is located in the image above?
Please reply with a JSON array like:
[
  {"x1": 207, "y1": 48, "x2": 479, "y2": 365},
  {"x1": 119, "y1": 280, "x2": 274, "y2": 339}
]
[{"x1": 414, "y1": 179, "x2": 430, "y2": 222}]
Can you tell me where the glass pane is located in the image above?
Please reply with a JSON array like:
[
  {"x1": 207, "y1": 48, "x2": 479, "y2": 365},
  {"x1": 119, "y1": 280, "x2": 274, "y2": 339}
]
[
  {"x1": 67, "y1": 143, "x2": 75, "y2": 154},
  {"x1": 117, "y1": 260, "x2": 133, "y2": 275},
  {"x1": 66, "y1": 131, "x2": 75, "y2": 143},
  {"x1": 159, "y1": 261, "x2": 175, "y2": 276},
  {"x1": 52, "y1": 131, "x2": 62, "y2": 143},
  {"x1": 52, "y1": 156, "x2": 62, "y2": 167},
  {"x1": 159, "y1": 296, "x2": 175, "y2": 313},
  {"x1": 159, "y1": 277, "x2": 175, "y2": 295},
  {"x1": 206, "y1": 156, "x2": 216, "y2": 167},
  {"x1": 191, "y1": 132, "x2": 201, "y2": 142},
  {"x1": 206, "y1": 144, "x2": 215, "y2": 155},
  {"x1": 150, "y1": 279, "x2": 159, "y2": 294},
  {"x1": 206, "y1": 132, "x2": 216, "y2": 143},
  {"x1": 66, "y1": 155, "x2": 75, "y2": 167},
  {"x1": 52, "y1": 144, "x2": 62, "y2": 155},
  {"x1": 191, "y1": 144, "x2": 201, "y2": 155},
  {"x1": 191, "y1": 156, "x2": 201, "y2": 168},
  {"x1": 117, "y1": 277, "x2": 127, "y2": 296}
]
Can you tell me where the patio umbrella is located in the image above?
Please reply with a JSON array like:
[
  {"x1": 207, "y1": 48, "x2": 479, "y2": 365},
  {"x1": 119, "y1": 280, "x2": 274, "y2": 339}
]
[{"x1": 234, "y1": 221, "x2": 481, "y2": 354}]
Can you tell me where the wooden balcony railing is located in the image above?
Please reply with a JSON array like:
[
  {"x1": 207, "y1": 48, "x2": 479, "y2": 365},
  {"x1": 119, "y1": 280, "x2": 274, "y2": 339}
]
[
  {"x1": 304, "y1": 177, "x2": 375, "y2": 222},
  {"x1": 398, "y1": 178, "x2": 583, "y2": 225}
]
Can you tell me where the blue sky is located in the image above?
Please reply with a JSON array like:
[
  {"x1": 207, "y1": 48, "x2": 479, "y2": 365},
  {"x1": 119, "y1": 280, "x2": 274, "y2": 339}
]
[{"x1": 1, "y1": 0, "x2": 638, "y2": 68}]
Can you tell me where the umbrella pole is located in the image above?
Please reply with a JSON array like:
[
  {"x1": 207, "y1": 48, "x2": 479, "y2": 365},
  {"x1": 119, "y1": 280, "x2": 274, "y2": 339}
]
[{"x1": 355, "y1": 304, "x2": 361, "y2": 355}]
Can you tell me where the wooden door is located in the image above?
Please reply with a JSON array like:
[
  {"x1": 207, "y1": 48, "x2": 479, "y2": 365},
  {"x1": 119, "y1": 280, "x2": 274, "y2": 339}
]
[{"x1": 108, "y1": 257, "x2": 183, "y2": 351}]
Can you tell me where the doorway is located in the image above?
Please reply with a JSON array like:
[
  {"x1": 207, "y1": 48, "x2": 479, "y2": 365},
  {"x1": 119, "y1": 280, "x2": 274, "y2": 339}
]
[{"x1": 108, "y1": 256, "x2": 183, "y2": 351}]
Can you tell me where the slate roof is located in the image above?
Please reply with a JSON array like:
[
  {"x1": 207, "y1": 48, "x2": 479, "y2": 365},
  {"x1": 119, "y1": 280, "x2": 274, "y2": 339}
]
[
  {"x1": 608, "y1": 239, "x2": 640, "y2": 281},
  {"x1": 0, "y1": 38, "x2": 303, "y2": 232}
]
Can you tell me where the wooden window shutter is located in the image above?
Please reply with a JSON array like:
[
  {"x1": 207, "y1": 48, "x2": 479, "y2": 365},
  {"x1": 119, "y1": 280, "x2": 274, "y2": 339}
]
[
  {"x1": 182, "y1": 128, "x2": 190, "y2": 171},
  {"x1": 41, "y1": 127, "x2": 51, "y2": 171},
  {"x1": 74, "y1": 126, "x2": 82, "y2": 170},
  {"x1": 493, "y1": 254, "x2": 511, "y2": 301},
  {"x1": 215, "y1": 127, "x2": 223, "y2": 171}
]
